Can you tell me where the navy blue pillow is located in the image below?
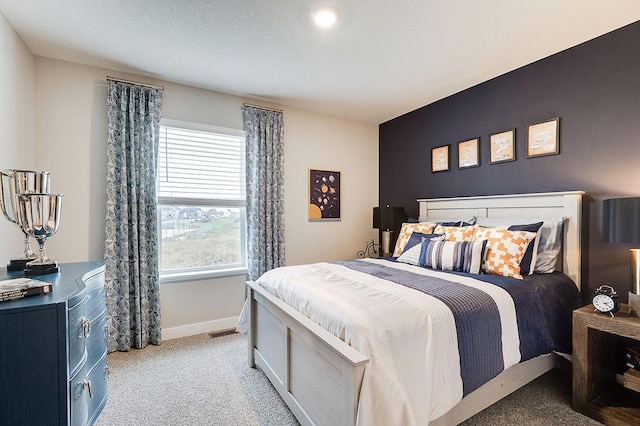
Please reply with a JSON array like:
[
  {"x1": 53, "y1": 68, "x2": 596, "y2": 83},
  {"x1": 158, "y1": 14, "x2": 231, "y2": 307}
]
[
  {"x1": 437, "y1": 221, "x2": 461, "y2": 226},
  {"x1": 401, "y1": 232, "x2": 443, "y2": 254},
  {"x1": 508, "y1": 222, "x2": 544, "y2": 275},
  {"x1": 436, "y1": 220, "x2": 477, "y2": 226}
]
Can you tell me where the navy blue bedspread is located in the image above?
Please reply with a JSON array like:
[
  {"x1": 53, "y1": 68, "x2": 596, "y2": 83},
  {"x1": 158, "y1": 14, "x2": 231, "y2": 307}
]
[
  {"x1": 331, "y1": 259, "x2": 580, "y2": 396},
  {"x1": 462, "y1": 270, "x2": 581, "y2": 357}
]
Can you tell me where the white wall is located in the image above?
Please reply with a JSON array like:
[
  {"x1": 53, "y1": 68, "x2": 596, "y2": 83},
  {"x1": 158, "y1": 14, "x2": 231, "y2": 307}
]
[
  {"x1": 0, "y1": 13, "x2": 36, "y2": 264},
  {"x1": 27, "y1": 57, "x2": 378, "y2": 337},
  {"x1": 284, "y1": 109, "x2": 379, "y2": 265}
]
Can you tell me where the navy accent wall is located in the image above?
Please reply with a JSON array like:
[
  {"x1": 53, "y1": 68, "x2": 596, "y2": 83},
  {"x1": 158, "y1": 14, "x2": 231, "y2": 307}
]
[{"x1": 379, "y1": 20, "x2": 640, "y2": 301}]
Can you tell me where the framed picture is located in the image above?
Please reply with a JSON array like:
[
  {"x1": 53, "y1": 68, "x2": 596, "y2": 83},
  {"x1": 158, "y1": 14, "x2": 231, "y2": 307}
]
[
  {"x1": 527, "y1": 117, "x2": 560, "y2": 158},
  {"x1": 489, "y1": 129, "x2": 516, "y2": 164},
  {"x1": 431, "y1": 145, "x2": 450, "y2": 173},
  {"x1": 457, "y1": 138, "x2": 480, "y2": 169},
  {"x1": 308, "y1": 169, "x2": 341, "y2": 221}
]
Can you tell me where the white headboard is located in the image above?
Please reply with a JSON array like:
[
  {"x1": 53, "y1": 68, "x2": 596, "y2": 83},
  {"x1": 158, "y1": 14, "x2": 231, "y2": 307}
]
[{"x1": 417, "y1": 191, "x2": 585, "y2": 289}]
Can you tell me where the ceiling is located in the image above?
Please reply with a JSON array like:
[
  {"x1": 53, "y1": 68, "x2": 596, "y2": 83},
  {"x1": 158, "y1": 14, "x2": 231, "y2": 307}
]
[{"x1": 1, "y1": 1, "x2": 640, "y2": 124}]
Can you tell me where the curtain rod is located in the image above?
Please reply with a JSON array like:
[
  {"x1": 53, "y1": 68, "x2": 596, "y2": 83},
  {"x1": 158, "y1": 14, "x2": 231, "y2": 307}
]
[
  {"x1": 107, "y1": 76, "x2": 164, "y2": 90},
  {"x1": 243, "y1": 103, "x2": 283, "y2": 113}
]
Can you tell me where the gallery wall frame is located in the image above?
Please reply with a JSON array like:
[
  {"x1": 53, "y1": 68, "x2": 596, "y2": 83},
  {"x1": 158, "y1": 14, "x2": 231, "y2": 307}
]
[
  {"x1": 431, "y1": 145, "x2": 450, "y2": 173},
  {"x1": 489, "y1": 129, "x2": 516, "y2": 164},
  {"x1": 308, "y1": 169, "x2": 341, "y2": 221},
  {"x1": 458, "y1": 138, "x2": 480, "y2": 169},
  {"x1": 527, "y1": 117, "x2": 560, "y2": 158},
  {"x1": 427, "y1": 117, "x2": 558, "y2": 175}
]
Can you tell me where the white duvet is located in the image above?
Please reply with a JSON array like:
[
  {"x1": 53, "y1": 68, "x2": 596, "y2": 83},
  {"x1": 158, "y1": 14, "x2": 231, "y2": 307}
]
[{"x1": 239, "y1": 258, "x2": 522, "y2": 425}]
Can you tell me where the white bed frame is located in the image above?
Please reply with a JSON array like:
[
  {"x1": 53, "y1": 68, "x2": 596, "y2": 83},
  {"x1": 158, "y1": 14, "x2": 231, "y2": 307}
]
[{"x1": 246, "y1": 191, "x2": 584, "y2": 425}]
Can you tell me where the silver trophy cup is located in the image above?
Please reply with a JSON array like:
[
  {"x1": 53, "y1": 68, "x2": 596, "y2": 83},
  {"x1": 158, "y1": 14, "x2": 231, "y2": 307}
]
[
  {"x1": 0, "y1": 169, "x2": 51, "y2": 271},
  {"x1": 17, "y1": 192, "x2": 63, "y2": 276}
]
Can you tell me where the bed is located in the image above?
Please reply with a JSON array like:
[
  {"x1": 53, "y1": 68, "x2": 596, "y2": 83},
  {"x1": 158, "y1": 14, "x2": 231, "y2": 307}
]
[{"x1": 239, "y1": 191, "x2": 584, "y2": 425}]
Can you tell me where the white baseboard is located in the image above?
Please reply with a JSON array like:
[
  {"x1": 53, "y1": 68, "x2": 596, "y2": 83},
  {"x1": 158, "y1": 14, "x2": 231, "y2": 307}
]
[{"x1": 162, "y1": 316, "x2": 239, "y2": 340}]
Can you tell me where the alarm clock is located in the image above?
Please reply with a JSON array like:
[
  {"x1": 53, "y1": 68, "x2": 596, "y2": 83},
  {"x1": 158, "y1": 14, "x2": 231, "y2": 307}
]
[{"x1": 593, "y1": 285, "x2": 620, "y2": 317}]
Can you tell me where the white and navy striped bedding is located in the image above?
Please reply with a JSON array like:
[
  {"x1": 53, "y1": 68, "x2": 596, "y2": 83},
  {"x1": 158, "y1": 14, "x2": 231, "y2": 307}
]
[
  {"x1": 421, "y1": 239, "x2": 487, "y2": 275},
  {"x1": 254, "y1": 258, "x2": 580, "y2": 425}
]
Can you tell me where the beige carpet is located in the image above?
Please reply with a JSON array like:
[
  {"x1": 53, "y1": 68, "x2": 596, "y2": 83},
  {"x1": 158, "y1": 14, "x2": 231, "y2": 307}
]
[
  {"x1": 94, "y1": 332, "x2": 298, "y2": 425},
  {"x1": 94, "y1": 332, "x2": 601, "y2": 425}
]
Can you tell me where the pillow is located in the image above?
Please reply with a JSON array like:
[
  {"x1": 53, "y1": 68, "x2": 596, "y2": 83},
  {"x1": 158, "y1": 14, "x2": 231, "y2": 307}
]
[
  {"x1": 503, "y1": 222, "x2": 543, "y2": 276},
  {"x1": 418, "y1": 216, "x2": 477, "y2": 225},
  {"x1": 534, "y1": 217, "x2": 566, "y2": 273},
  {"x1": 474, "y1": 228, "x2": 537, "y2": 279},
  {"x1": 401, "y1": 232, "x2": 444, "y2": 254},
  {"x1": 393, "y1": 222, "x2": 436, "y2": 256},
  {"x1": 434, "y1": 224, "x2": 478, "y2": 242},
  {"x1": 437, "y1": 221, "x2": 462, "y2": 226},
  {"x1": 420, "y1": 239, "x2": 488, "y2": 274},
  {"x1": 474, "y1": 217, "x2": 566, "y2": 273},
  {"x1": 396, "y1": 240, "x2": 425, "y2": 266}
]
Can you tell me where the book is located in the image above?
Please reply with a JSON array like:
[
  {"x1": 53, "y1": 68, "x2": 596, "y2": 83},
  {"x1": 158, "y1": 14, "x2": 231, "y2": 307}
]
[
  {"x1": 627, "y1": 346, "x2": 640, "y2": 370},
  {"x1": 0, "y1": 278, "x2": 53, "y2": 302}
]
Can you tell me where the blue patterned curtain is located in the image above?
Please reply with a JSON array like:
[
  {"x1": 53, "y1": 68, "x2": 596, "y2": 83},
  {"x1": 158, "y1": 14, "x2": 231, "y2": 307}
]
[
  {"x1": 243, "y1": 106, "x2": 285, "y2": 280},
  {"x1": 104, "y1": 80, "x2": 163, "y2": 352}
]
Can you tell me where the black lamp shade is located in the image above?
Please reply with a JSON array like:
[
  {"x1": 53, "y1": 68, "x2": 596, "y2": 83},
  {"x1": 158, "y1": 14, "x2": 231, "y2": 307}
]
[
  {"x1": 602, "y1": 197, "x2": 640, "y2": 244},
  {"x1": 373, "y1": 206, "x2": 408, "y2": 231}
]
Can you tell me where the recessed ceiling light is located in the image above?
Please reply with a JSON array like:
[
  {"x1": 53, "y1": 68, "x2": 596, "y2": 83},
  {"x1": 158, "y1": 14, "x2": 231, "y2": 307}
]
[{"x1": 312, "y1": 6, "x2": 340, "y2": 28}]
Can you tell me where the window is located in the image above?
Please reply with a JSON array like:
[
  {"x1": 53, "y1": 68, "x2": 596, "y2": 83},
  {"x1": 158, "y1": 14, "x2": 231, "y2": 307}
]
[{"x1": 157, "y1": 120, "x2": 246, "y2": 281}]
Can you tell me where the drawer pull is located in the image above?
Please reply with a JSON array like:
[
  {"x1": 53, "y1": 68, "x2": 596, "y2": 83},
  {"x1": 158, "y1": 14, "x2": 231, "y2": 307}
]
[
  {"x1": 105, "y1": 364, "x2": 110, "y2": 379},
  {"x1": 82, "y1": 379, "x2": 93, "y2": 398},
  {"x1": 80, "y1": 318, "x2": 92, "y2": 338}
]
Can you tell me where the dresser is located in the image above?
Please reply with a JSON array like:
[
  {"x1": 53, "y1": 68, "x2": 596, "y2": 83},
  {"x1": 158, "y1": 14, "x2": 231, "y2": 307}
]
[{"x1": 0, "y1": 261, "x2": 107, "y2": 425}]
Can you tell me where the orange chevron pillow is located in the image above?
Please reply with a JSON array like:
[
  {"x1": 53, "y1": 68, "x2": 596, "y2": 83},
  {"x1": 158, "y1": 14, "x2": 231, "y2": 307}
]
[
  {"x1": 393, "y1": 222, "x2": 436, "y2": 256},
  {"x1": 434, "y1": 224, "x2": 478, "y2": 242},
  {"x1": 474, "y1": 228, "x2": 537, "y2": 279}
]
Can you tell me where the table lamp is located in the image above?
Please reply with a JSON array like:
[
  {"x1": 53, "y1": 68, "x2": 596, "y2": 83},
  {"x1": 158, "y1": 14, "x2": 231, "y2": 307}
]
[
  {"x1": 373, "y1": 205, "x2": 407, "y2": 257},
  {"x1": 602, "y1": 197, "x2": 640, "y2": 316}
]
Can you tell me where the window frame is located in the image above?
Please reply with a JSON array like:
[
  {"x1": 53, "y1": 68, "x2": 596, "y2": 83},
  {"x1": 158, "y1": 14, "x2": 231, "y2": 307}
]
[{"x1": 157, "y1": 118, "x2": 247, "y2": 283}]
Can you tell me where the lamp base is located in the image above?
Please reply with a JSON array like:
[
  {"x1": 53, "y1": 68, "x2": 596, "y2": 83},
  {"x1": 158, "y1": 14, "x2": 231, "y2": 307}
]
[
  {"x1": 629, "y1": 292, "x2": 640, "y2": 317},
  {"x1": 381, "y1": 230, "x2": 395, "y2": 257}
]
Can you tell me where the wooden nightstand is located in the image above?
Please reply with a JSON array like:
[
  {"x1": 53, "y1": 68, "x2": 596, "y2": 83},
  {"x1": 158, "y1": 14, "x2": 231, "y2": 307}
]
[{"x1": 573, "y1": 303, "x2": 640, "y2": 425}]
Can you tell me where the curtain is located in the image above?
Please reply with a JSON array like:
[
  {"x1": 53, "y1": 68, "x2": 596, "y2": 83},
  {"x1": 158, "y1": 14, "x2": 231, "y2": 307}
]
[
  {"x1": 244, "y1": 106, "x2": 285, "y2": 280},
  {"x1": 104, "y1": 80, "x2": 163, "y2": 352}
]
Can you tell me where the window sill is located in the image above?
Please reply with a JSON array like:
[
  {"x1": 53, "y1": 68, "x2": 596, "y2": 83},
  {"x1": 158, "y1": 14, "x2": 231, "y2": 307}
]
[{"x1": 160, "y1": 267, "x2": 247, "y2": 284}]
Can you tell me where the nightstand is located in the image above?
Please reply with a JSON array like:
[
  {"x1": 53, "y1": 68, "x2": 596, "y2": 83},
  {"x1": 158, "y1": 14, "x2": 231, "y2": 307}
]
[{"x1": 573, "y1": 303, "x2": 640, "y2": 425}]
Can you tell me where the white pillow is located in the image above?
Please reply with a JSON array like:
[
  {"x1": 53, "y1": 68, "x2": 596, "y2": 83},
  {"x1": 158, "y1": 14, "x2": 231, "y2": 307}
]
[{"x1": 534, "y1": 217, "x2": 566, "y2": 273}]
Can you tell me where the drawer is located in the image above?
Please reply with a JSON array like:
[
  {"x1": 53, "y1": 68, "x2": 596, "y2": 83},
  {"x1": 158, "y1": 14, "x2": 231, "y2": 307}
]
[
  {"x1": 69, "y1": 357, "x2": 89, "y2": 426},
  {"x1": 86, "y1": 310, "x2": 107, "y2": 367},
  {"x1": 84, "y1": 272, "x2": 105, "y2": 304},
  {"x1": 68, "y1": 296, "x2": 87, "y2": 375},
  {"x1": 85, "y1": 286, "x2": 105, "y2": 325},
  {"x1": 86, "y1": 352, "x2": 108, "y2": 425}
]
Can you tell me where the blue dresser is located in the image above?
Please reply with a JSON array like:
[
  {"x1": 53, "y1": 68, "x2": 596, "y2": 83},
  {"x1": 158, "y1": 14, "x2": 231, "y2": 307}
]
[{"x1": 0, "y1": 261, "x2": 107, "y2": 425}]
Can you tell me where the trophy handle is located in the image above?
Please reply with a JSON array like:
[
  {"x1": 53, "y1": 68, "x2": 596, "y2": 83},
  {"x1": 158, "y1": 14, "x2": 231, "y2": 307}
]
[{"x1": 0, "y1": 170, "x2": 13, "y2": 223}]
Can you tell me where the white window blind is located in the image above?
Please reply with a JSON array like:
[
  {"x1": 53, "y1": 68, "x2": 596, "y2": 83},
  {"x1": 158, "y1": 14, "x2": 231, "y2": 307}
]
[
  {"x1": 157, "y1": 126, "x2": 245, "y2": 205},
  {"x1": 156, "y1": 121, "x2": 247, "y2": 280}
]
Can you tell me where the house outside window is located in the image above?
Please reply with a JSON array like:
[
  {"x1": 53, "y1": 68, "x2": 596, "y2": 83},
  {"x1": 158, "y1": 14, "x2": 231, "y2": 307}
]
[{"x1": 157, "y1": 119, "x2": 246, "y2": 281}]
